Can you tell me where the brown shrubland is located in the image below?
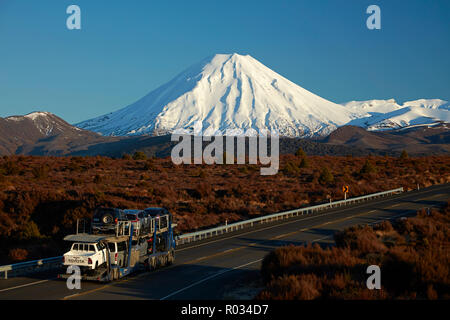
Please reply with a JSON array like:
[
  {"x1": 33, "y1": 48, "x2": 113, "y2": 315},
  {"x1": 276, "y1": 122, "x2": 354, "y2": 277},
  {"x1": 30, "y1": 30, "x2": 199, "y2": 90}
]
[
  {"x1": 257, "y1": 202, "x2": 450, "y2": 300},
  {"x1": 0, "y1": 154, "x2": 449, "y2": 263}
]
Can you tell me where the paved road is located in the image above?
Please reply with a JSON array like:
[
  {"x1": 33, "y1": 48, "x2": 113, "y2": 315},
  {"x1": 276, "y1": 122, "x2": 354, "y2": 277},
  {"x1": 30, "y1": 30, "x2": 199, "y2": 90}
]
[{"x1": 0, "y1": 183, "x2": 448, "y2": 300}]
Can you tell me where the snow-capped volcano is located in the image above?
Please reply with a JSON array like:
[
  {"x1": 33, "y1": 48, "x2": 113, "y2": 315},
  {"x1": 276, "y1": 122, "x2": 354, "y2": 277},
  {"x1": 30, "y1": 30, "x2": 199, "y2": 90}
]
[{"x1": 76, "y1": 53, "x2": 360, "y2": 137}]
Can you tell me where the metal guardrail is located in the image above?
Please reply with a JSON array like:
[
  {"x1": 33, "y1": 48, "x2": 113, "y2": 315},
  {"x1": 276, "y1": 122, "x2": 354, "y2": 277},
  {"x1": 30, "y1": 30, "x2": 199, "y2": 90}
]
[
  {"x1": 174, "y1": 187, "x2": 404, "y2": 246},
  {"x1": 0, "y1": 256, "x2": 62, "y2": 280},
  {"x1": 0, "y1": 187, "x2": 403, "y2": 279}
]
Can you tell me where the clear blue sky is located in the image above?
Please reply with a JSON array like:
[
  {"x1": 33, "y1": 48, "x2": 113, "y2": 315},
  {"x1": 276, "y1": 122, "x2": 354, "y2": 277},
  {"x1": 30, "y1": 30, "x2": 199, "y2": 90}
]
[{"x1": 0, "y1": 0, "x2": 449, "y2": 123}]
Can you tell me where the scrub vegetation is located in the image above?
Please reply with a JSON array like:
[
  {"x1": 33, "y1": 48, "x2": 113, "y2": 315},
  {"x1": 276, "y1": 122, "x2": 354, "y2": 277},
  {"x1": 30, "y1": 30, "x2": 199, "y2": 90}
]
[
  {"x1": 257, "y1": 203, "x2": 450, "y2": 300},
  {"x1": 0, "y1": 154, "x2": 449, "y2": 264}
]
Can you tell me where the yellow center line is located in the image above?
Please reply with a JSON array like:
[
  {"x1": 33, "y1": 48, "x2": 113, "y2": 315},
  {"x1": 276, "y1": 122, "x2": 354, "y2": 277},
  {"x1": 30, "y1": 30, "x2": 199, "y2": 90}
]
[
  {"x1": 185, "y1": 244, "x2": 258, "y2": 264},
  {"x1": 424, "y1": 194, "x2": 444, "y2": 200},
  {"x1": 62, "y1": 274, "x2": 141, "y2": 300},
  {"x1": 271, "y1": 209, "x2": 376, "y2": 240},
  {"x1": 63, "y1": 284, "x2": 110, "y2": 300}
]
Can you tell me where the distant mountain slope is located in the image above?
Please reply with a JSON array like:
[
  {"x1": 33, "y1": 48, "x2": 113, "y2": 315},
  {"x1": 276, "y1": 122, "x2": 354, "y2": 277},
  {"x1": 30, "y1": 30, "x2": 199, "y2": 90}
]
[
  {"x1": 0, "y1": 112, "x2": 115, "y2": 155},
  {"x1": 322, "y1": 124, "x2": 450, "y2": 154},
  {"x1": 76, "y1": 53, "x2": 360, "y2": 137},
  {"x1": 342, "y1": 99, "x2": 450, "y2": 131}
]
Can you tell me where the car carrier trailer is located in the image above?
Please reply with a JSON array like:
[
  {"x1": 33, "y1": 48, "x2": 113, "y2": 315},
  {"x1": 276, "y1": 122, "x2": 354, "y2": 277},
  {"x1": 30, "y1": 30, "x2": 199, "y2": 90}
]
[{"x1": 59, "y1": 211, "x2": 176, "y2": 282}]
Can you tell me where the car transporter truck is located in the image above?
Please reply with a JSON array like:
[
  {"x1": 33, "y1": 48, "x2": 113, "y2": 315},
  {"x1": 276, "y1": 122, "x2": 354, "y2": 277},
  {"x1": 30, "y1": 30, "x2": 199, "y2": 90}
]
[{"x1": 59, "y1": 208, "x2": 176, "y2": 282}]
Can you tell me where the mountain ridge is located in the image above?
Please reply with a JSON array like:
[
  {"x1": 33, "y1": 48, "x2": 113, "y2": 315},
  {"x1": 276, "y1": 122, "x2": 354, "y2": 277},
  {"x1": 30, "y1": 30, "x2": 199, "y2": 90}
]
[
  {"x1": 0, "y1": 111, "x2": 448, "y2": 157},
  {"x1": 0, "y1": 112, "x2": 117, "y2": 155}
]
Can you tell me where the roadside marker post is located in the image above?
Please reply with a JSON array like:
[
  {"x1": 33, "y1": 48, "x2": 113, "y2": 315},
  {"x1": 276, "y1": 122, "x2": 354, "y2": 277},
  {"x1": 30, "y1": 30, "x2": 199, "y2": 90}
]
[{"x1": 343, "y1": 185, "x2": 349, "y2": 200}]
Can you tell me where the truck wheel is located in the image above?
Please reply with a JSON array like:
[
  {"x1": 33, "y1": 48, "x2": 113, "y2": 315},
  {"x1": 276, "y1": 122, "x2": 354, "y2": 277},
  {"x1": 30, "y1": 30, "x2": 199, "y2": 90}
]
[
  {"x1": 147, "y1": 258, "x2": 154, "y2": 271},
  {"x1": 102, "y1": 213, "x2": 114, "y2": 224},
  {"x1": 168, "y1": 251, "x2": 174, "y2": 265}
]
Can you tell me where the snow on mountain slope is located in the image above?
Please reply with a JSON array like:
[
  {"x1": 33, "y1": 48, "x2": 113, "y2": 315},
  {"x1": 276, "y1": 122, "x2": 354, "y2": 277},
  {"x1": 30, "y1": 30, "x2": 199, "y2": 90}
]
[
  {"x1": 6, "y1": 111, "x2": 83, "y2": 136},
  {"x1": 342, "y1": 99, "x2": 450, "y2": 131},
  {"x1": 76, "y1": 53, "x2": 361, "y2": 137},
  {"x1": 402, "y1": 99, "x2": 449, "y2": 110},
  {"x1": 342, "y1": 99, "x2": 403, "y2": 114}
]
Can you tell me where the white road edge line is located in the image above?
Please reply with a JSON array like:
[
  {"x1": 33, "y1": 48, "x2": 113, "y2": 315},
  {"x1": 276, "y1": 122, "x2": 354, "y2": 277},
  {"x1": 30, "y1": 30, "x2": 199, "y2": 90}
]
[
  {"x1": 0, "y1": 279, "x2": 51, "y2": 293},
  {"x1": 159, "y1": 259, "x2": 263, "y2": 300},
  {"x1": 311, "y1": 235, "x2": 332, "y2": 243}
]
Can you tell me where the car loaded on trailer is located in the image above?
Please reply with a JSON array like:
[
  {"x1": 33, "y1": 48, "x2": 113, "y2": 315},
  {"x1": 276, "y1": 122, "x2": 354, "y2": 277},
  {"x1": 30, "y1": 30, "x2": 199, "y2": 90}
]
[
  {"x1": 92, "y1": 208, "x2": 128, "y2": 234},
  {"x1": 63, "y1": 241, "x2": 108, "y2": 270},
  {"x1": 125, "y1": 209, "x2": 150, "y2": 236}
]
